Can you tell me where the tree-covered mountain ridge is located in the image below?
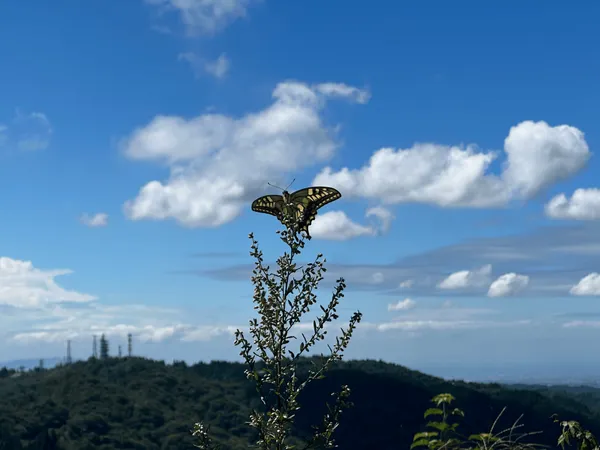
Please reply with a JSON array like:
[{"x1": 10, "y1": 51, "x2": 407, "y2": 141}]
[{"x1": 1, "y1": 356, "x2": 600, "y2": 449}]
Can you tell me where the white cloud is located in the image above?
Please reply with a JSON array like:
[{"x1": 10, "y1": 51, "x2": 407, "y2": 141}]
[
  {"x1": 145, "y1": 0, "x2": 256, "y2": 36},
  {"x1": 8, "y1": 300, "x2": 241, "y2": 345},
  {"x1": 570, "y1": 273, "x2": 600, "y2": 296},
  {"x1": 204, "y1": 53, "x2": 230, "y2": 78},
  {"x1": 180, "y1": 325, "x2": 241, "y2": 342},
  {"x1": 545, "y1": 188, "x2": 600, "y2": 220},
  {"x1": 366, "y1": 206, "x2": 394, "y2": 233},
  {"x1": 12, "y1": 317, "x2": 534, "y2": 344},
  {"x1": 0, "y1": 257, "x2": 96, "y2": 308},
  {"x1": 15, "y1": 111, "x2": 52, "y2": 151},
  {"x1": 311, "y1": 206, "x2": 394, "y2": 240},
  {"x1": 8, "y1": 309, "x2": 335, "y2": 345},
  {"x1": 371, "y1": 272, "x2": 384, "y2": 284},
  {"x1": 399, "y1": 279, "x2": 414, "y2": 288},
  {"x1": 0, "y1": 111, "x2": 53, "y2": 151},
  {"x1": 122, "y1": 81, "x2": 369, "y2": 227},
  {"x1": 313, "y1": 83, "x2": 371, "y2": 104},
  {"x1": 438, "y1": 264, "x2": 492, "y2": 289},
  {"x1": 313, "y1": 121, "x2": 589, "y2": 208},
  {"x1": 80, "y1": 213, "x2": 108, "y2": 227},
  {"x1": 11, "y1": 331, "x2": 77, "y2": 344},
  {"x1": 487, "y1": 273, "x2": 529, "y2": 297},
  {"x1": 361, "y1": 319, "x2": 531, "y2": 332},
  {"x1": 388, "y1": 298, "x2": 416, "y2": 311},
  {"x1": 311, "y1": 211, "x2": 375, "y2": 240},
  {"x1": 11, "y1": 323, "x2": 191, "y2": 344},
  {"x1": 502, "y1": 121, "x2": 589, "y2": 198},
  {"x1": 563, "y1": 320, "x2": 600, "y2": 328},
  {"x1": 178, "y1": 52, "x2": 230, "y2": 79}
]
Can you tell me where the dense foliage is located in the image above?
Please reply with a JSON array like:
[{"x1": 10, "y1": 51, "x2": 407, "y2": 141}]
[{"x1": 1, "y1": 357, "x2": 600, "y2": 449}]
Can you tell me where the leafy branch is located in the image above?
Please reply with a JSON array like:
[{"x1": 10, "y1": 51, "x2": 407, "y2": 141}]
[{"x1": 192, "y1": 210, "x2": 361, "y2": 449}]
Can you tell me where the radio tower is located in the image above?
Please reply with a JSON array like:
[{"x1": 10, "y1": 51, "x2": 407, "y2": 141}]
[
  {"x1": 127, "y1": 333, "x2": 132, "y2": 357},
  {"x1": 66, "y1": 340, "x2": 72, "y2": 364},
  {"x1": 92, "y1": 335, "x2": 98, "y2": 358}
]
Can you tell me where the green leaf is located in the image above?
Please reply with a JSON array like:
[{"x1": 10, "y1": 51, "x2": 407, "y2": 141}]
[
  {"x1": 432, "y1": 393, "x2": 455, "y2": 406},
  {"x1": 424, "y1": 408, "x2": 443, "y2": 418},
  {"x1": 413, "y1": 432, "x2": 439, "y2": 441},
  {"x1": 451, "y1": 408, "x2": 464, "y2": 417},
  {"x1": 426, "y1": 421, "x2": 450, "y2": 432},
  {"x1": 410, "y1": 439, "x2": 431, "y2": 449}
]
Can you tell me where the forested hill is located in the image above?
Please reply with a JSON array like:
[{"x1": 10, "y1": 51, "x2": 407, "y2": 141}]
[{"x1": 1, "y1": 357, "x2": 599, "y2": 449}]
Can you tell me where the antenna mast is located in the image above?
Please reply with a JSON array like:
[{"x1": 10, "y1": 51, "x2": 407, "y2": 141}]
[
  {"x1": 66, "y1": 339, "x2": 72, "y2": 364},
  {"x1": 92, "y1": 335, "x2": 98, "y2": 358}
]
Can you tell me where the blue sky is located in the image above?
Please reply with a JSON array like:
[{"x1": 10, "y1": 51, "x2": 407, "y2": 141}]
[{"x1": 2, "y1": 0, "x2": 600, "y2": 380}]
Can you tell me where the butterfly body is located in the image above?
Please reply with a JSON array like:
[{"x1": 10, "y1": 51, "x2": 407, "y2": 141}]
[{"x1": 251, "y1": 186, "x2": 341, "y2": 239}]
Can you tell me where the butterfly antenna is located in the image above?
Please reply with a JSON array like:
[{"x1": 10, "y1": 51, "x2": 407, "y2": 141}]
[
  {"x1": 267, "y1": 182, "x2": 285, "y2": 192},
  {"x1": 284, "y1": 178, "x2": 296, "y2": 191}
]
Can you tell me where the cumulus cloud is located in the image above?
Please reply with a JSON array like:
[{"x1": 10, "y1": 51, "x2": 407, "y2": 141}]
[
  {"x1": 122, "y1": 81, "x2": 369, "y2": 227},
  {"x1": 388, "y1": 298, "x2": 416, "y2": 311},
  {"x1": 178, "y1": 52, "x2": 230, "y2": 79},
  {"x1": 313, "y1": 121, "x2": 589, "y2": 208},
  {"x1": 545, "y1": 188, "x2": 600, "y2": 220},
  {"x1": 487, "y1": 273, "x2": 529, "y2": 297},
  {"x1": 438, "y1": 264, "x2": 492, "y2": 289},
  {"x1": 0, "y1": 257, "x2": 96, "y2": 308},
  {"x1": 399, "y1": 280, "x2": 414, "y2": 288},
  {"x1": 311, "y1": 211, "x2": 375, "y2": 240},
  {"x1": 80, "y1": 213, "x2": 108, "y2": 227},
  {"x1": 310, "y1": 206, "x2": 393, "y2": 240},
  {"x1": 502, "y1": 121, "x2": 589, "y2": 198},
  {"x1": 145, "y1": 0, "x2": 256, "y2": 36},
  {"x1": 570, "y1": 273, "x2": 600, "y2": 296}
]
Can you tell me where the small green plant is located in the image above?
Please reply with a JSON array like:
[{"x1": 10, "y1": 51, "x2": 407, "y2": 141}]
[
  {"x1": 411, "y1": 393, "x2": 466, "y2": 449},
  {"x1": 553, "y1": 415, "x2": 600, "y2": 450},
  {"x1": 412, "y1": 393, "x2": 545, "y2": 450},
  {"x1": 192, "y1": 212, "x2": 362, "y2": 449}
]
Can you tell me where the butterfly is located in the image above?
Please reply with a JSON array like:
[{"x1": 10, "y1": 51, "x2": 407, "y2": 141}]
[{"x1": 251, "y1": 186, "x2": 342, "y2": 239}]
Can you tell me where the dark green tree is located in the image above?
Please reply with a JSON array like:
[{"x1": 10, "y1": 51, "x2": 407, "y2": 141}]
[
  {"x1": 0, "y1": 425, "x2": 23, "y2": 450},
  {"x1": 28, "y1": 429, "x2": 57, "y2": 450}
]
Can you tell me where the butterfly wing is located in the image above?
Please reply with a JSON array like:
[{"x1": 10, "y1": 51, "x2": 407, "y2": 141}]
[
  {"x1": 251, "y1": 195, "x2": 285, "y2": 220},
  {"x1": 296, "y1": 206, "x2": 318, "y2": 238},
  {"x1": 289, "y1": 187, "x2": 341, "y2": 238},
  {"x1": 290, "y1": 187, "x2": 342, "y2": 211}
]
